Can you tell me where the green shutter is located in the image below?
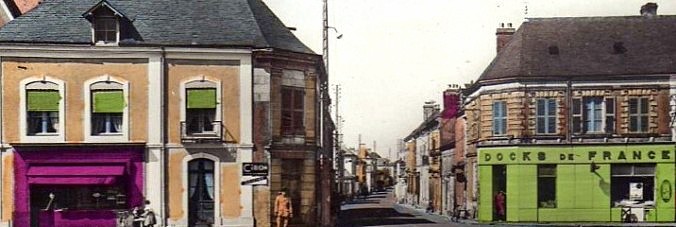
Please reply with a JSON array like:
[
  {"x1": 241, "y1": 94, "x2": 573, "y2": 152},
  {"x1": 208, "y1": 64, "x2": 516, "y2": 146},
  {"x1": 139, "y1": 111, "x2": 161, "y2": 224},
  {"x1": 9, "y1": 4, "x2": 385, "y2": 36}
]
[
  {"x1": 187, "y1": 89, "x2": 216, "y2": 109},
  {"x1": 27, "y1": 90, "x2": 60, "y2": 112},
  {"x1": 93, "y1": 90, "x2": 124, "y2": 113}
]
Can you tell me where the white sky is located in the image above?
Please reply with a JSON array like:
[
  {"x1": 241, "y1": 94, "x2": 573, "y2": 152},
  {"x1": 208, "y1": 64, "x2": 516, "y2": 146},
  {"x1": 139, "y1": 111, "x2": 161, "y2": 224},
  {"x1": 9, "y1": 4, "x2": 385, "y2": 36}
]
[{"x1": 263, "y1": 0, "x2": 676, "y2": 159}]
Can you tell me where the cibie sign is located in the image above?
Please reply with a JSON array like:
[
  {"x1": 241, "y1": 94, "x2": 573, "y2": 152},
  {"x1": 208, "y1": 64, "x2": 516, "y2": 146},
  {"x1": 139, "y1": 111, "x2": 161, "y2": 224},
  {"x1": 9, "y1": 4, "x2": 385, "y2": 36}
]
[{"x1": 242, "y1": 162, "x2": 269, "y2": 176}]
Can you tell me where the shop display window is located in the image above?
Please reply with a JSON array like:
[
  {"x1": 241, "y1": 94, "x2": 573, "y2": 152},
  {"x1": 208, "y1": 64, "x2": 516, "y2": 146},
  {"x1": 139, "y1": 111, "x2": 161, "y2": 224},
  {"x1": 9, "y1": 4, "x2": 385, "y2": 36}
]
[
  {"x1": 611, "y1": 164, "x2": 655, "y2": 207},
  {"x1": 537, "y1": 164, "x2": 556, "y2": 208},
  {"x1": 31, "y1": 186, "x2": 127, "y2": 210}
]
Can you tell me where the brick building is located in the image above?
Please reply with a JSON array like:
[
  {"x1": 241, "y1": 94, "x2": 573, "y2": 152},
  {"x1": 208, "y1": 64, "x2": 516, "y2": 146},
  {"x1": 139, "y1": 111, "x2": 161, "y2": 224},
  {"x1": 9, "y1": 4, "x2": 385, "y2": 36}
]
[{"x1": 467, "y1": 3, "x2": 676, "y2": 223}]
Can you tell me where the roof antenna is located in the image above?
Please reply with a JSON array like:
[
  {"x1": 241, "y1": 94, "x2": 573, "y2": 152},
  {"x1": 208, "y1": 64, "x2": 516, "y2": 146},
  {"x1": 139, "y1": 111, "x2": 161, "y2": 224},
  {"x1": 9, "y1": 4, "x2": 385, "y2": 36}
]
[{"x1": 523, "y1": 0, "x2": 529, "y2": 22}]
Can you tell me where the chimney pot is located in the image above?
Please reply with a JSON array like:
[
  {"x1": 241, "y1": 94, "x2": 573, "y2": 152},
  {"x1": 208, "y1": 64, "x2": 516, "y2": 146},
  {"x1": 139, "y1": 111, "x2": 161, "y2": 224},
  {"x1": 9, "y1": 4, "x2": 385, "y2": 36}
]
[
  {"x1": 496, "y1": 23, "x2": 516, "y2": 54},
  {"x1": 640, "y1": 2, "x2": 658, "y2": 17}
]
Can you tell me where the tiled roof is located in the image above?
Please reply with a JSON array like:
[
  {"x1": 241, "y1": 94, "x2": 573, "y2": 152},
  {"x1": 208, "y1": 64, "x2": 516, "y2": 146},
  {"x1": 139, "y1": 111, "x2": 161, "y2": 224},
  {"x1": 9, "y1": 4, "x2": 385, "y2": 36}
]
[
  {"x1": 0, "y1": 0, "x2": 314, "y2": 54},
  {"x1": 477, "y1": 16, "x2": 676, "y2": 84}
]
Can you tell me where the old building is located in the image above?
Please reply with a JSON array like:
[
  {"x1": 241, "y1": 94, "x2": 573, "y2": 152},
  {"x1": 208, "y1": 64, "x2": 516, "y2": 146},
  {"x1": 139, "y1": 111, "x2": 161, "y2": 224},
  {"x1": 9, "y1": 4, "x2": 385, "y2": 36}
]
[
  {"x1": 439, "y1": 85, "x2": 463, "y2": 217},
  {"x1": 0, "y1": 0, "x2": 330, "y2": 227},
  {"x1": 467, "y1": 3, "x2": 676, "y2": 223},
  {"x1": 403, "y1": 101, "x2": 441, "y2": 211}
]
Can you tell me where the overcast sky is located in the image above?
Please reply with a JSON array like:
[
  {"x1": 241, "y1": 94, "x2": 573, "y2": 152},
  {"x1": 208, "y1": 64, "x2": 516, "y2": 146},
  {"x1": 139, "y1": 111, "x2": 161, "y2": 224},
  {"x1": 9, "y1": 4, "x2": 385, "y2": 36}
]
[{"x1": 263, "y1": 0, "x2": 676, "y2": 159}]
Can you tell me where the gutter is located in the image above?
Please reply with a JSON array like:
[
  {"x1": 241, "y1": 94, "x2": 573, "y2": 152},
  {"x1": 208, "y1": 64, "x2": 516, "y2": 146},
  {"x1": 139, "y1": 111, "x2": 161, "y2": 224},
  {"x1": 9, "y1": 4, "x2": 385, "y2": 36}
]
[{"x1": 160, "y1": 46, "x2": 168, "y2": 227}]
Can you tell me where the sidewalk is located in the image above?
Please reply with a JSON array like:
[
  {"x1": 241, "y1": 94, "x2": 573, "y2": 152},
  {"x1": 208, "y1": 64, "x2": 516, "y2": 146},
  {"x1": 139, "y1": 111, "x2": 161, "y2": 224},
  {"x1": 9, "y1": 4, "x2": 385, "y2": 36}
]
[{"x1": 393, "y1": 203, "x2": 479, "y2": 225}]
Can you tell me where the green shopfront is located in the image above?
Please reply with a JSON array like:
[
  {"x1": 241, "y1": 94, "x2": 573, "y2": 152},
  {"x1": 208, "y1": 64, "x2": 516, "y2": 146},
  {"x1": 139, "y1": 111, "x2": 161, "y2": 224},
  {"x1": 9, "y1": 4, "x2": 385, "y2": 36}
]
[{"x1": 478, "y1": 144, "x2": 676, "y2": 223}]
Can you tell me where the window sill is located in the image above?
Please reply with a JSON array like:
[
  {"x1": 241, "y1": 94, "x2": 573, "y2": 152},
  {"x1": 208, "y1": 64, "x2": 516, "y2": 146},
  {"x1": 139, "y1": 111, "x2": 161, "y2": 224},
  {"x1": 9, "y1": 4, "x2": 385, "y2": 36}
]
[
  {"x1": 94, "y1": 41, "x2": 118, "y2": 46},
  {"x1": 27, "y1": 133, "x2": 59, "y2": 136},
  {"x1": 92, "y1": 133, "x2": 123, "y2": 136}
]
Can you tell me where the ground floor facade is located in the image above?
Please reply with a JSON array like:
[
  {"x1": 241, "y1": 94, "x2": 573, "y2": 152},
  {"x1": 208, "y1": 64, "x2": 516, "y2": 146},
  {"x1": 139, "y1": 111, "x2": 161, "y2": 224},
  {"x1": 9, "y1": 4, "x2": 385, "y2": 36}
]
[{"x1": 478, "y1": 144, "x2": 676, "y2": 223}]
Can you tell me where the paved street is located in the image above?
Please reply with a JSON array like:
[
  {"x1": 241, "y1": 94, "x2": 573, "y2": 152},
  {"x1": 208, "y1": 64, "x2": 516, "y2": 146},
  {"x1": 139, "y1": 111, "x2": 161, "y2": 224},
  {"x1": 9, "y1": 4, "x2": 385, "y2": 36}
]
[{"x1": 337, "y1": 189, "x2": 476, "y2": 227}]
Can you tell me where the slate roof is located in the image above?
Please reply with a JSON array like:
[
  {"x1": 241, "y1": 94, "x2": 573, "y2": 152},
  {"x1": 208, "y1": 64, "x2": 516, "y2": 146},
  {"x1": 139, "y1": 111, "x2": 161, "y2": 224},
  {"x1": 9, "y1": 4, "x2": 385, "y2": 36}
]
[
  {"x1": 0, "y1": 0, "x2": 314, "y2": 54},
  {"x1": 477, "y1": 15, "x2": 676, "y2": 84}
]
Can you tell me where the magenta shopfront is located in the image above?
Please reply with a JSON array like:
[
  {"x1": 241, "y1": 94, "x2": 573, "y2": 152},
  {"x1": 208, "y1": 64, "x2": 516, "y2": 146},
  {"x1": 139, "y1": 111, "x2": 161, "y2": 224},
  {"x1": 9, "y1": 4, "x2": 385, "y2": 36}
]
[{"x1": 13, "y1": 146, "x2": 144, "y2": 227}]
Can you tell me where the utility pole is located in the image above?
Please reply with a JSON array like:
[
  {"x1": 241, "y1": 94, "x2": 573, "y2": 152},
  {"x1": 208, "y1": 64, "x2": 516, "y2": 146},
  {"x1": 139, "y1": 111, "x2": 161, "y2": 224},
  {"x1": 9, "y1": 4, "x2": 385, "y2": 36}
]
[{"x1": 334, "y1": 84, "x2": 343, "y2": 194}]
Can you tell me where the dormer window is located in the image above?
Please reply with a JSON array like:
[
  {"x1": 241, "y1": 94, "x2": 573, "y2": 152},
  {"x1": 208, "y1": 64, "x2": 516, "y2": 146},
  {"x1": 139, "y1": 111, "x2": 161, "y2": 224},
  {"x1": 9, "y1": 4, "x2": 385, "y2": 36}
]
[
  {"x1": 83, "y1": 0, "x2": 126, "y2": 45},
  {"x1": 93, "y1": 8, "x2": 118, "y2": 44}
]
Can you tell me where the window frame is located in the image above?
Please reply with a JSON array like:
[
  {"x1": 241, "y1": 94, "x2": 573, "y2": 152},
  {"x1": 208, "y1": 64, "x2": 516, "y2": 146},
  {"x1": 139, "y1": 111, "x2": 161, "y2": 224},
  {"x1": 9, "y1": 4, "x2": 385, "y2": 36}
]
[
  {"x1": 281, "y1": 86, "x2": 306, "y2": 136},
  {"x1": 536, "y1": 98, "x2": 557, "y2": 134},
  {"x1": 610, "y1": 164, "x2": 655, "y2": 207},
  {"x1": 537, "y1": 164, "x2": 557, "y2": 208},
  {"x1": 492, "y1": 101, "x2": 507, "y2": 136},
  {"x1": 84, "y1": 76, "x2": 129, "y2": 142},
  {"x1": 628, "y1": 97, "x2": 650, "y2": 133},
  {"x1": 20, "y1": 77, "x2": 65, "y2": 143},
  {"x1": 91, "y1": 7, "x2": 119, "y2": 45},
  {"x1": 572, "y1": 96, "x2": 615, "y2": 135},
  {"x1": 180, "y1": 78, "x2": 222, "y2": 137}
]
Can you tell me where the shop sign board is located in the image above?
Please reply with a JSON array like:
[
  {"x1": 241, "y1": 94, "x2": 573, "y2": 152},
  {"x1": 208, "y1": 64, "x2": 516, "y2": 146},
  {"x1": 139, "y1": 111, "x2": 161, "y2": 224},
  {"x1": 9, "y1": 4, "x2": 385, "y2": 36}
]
[
  {"x1": 242, "y1": 162, "x2": 269, "y2": 176},
  {"x1": 478, "y1": 145, "x2": 674, "y2": 165}
]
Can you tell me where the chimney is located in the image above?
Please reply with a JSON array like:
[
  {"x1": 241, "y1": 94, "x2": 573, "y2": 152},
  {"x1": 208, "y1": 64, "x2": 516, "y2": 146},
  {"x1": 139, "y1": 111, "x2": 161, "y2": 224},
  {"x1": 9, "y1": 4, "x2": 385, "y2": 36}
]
[
  {"x1": 442, "y1": 84, "x2": 461, "y2": 119},
  {"x1": 496, "y1": 22, "x2": 515, "y2": 54},
  {"x1": 640, "y1": 3, "x2": 658, "y2": 17},
  {"x1": 423, "y1": 100, "x2": 438, "y2": 121}
]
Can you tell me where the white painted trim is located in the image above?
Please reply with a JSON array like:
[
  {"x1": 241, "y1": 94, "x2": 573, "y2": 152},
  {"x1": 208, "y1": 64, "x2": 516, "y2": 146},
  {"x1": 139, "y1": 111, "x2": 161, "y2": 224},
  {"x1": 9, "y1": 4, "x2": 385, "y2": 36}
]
[
  {"x1": 236, "y1": 56, "x2": 253, "y2": 225},
  {"x1": 147, "y1": 55, "x2": 162, "y2": 144},
  {"x1": 83, "y1": 75, "x2": 129, "y2": 142},
  {"x1": 0, "y1": 46, "x2": 251, "y2": 60},
  {"x1": 19, "y1": 77, "x2": 66, "y2": 143},
  {"x1": 181, "y1": 152, "x2": 222, "y2": 226},
  {"x1": 179, "y1": 77, "x2": 222, "y2": 135}
]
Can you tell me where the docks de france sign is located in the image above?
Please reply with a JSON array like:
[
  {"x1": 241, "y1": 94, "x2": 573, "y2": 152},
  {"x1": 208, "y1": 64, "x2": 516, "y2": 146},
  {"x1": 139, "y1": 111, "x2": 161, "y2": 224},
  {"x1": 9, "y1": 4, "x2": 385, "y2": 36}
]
[{"x1": 479, "y1": 145, "x2": 675, "y2": 165}]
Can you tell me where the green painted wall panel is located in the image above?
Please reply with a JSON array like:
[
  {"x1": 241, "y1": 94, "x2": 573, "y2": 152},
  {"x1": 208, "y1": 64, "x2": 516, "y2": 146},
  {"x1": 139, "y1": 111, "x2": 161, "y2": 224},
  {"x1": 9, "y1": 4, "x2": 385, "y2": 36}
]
[
  {"x1": 591, "y1": 164, "x2": 611, "y2": 209},
  {"x1": 478, "y1": 165, "x2": 493, "y2": 222},
  {"x1": 519, "y1": 165, "x2": 537, "y2": 209},
  {"x1": 574, "y1": 164, "x2": 593, "y2": 208},
  {"x1": 506, "y1": 165, "x2": 519, "y2": 222},
  {"x1": 557, "y1": 165, "x2": 576, "y2": 209},
  {"x1": 479, "y1": 144, "x2": 674, "y2": 165},
  {"x1": 656, "y1": 163, "x2": 675, "y2": 209},
  {"x1": 645, "y1": 209, "x2": 656, "y2": 222},
  {"x1": 657, "y1": 209, "x2": 674, "y2": 222}
]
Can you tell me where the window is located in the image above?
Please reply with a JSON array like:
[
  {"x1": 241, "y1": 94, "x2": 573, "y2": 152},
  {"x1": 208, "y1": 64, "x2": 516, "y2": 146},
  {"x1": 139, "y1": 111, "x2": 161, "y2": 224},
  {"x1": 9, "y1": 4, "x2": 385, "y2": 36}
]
[
  {"x1": 571, "y1": 97, "x2": 615, "y2": 134},
  {"x1": 188, "y1": 159, "x2": 215, "y2": 226},
  {"x1": 90, "y1": 82, "x2": 124, "y2": 135},
  {"x1": 611, "y1": 164, "x2": 655, "y2": 207},
  {"x1": 281, "y1": 86, "x2": 305, "y2": 136},
  {"x1": 536, "y1": 99, "x2": 557, "y2": 134},
  {"x1": 492, "y1": 101, "x2": 507, "y2": 136},
  {"x1": 92, "y1": 7, "x2": 118, "y2": 44},
  {"x1": 26, "y1": 82, "x2": 60, "y2": 135},
  {"x1": 629, "y1": 97, "x2": 649, "y2": 133},
  {"x1": 31, "y1": 186, "x2": 126, "y2": 210},
  {"x1": 186, "y1": 88, "x2": 217, "y2": 134},
  {"x1": 538, "y1": 165, "x2": 556, "y2": 208}
]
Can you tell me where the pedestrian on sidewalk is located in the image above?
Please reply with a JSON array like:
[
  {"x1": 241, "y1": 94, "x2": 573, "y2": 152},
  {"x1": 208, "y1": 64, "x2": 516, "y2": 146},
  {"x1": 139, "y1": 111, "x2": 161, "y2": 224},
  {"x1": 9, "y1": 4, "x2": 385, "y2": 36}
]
[
  {"x1": 275, "y1": 188, "x2": 293, "y2": 227},
  {"x1": 494, "y1": 191, "x2": 506, "y2": 221}
]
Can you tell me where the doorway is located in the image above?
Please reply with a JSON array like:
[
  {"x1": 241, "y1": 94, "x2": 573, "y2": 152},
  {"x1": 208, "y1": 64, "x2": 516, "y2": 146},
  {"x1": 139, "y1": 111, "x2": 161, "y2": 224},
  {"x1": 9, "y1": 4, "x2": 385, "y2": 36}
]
[
  {"x1": 492, "y1": 165, "x2": 506, "y2": 221},
  {"x1": 188, "y1": 159, "x2": 215, "y2": 227},
  {"x1": 281, "y1": 159, "x2": 303, "y2": 224}
]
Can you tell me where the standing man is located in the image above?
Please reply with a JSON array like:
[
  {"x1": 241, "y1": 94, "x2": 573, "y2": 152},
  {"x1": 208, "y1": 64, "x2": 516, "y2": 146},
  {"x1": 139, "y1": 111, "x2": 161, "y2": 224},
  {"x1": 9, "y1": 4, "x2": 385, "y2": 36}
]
[
  {"x1": 494, "y1": 191, "x2": 506, "y2": 221},
  {"x1": 275, "y1": 189, "x2": 293, "y2": 227}
]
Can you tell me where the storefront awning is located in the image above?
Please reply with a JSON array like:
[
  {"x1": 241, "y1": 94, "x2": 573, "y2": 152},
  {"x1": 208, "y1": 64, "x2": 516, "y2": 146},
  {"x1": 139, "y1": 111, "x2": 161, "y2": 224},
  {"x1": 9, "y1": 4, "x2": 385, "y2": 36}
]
[
  {"x1": 26, "y1": 165, "x2": 125, "y2": 185},
  {"x1": 27, "y1": 165, "x2": 125, "y2": 176},
  {"x1": 28, "y1": 176, "x2": 118, "y2": 185}
]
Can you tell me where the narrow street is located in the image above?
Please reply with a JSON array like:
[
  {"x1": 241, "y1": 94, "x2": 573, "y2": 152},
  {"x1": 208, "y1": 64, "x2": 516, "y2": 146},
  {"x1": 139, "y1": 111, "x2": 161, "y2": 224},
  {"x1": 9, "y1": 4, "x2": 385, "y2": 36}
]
[{"x1": 337, "y1": 188, "x2": 476, "y2": 227}]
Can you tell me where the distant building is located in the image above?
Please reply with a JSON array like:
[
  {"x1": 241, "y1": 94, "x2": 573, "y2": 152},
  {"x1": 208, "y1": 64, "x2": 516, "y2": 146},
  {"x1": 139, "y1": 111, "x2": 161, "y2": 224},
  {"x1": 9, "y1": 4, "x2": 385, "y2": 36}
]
[{"x1": 466, "y1": 3, "x2": 676, "y2": 223}]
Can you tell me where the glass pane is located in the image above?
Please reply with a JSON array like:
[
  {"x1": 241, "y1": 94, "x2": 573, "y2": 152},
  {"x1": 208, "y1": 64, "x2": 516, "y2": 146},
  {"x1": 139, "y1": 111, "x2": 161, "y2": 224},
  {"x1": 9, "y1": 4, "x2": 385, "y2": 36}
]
[
  {"x1": 629, "y1": 99, "x2": 638, "y2": 114},
  {"x1": 501, "y1": 119, "x2": 507, "y2": 134},
  {"x1": 538, "y1": 165, "x2": 556, "y2": 177},
  {"x1": 605, "y1": 98, "x2": 615, "y2": 114},
  {"x1": 537, "y1": 117, "x2": 545, "y2": 134},
  {"x1": 630, "y1": 116, "x2": 638, "y2": 132},
  {"x1": 605, "y1": 116, "x2": 615, "y2": 133},
  {"x1": 572, "y1": 99, "x2": 581, "y2": 115},
  {"x1": 573, "y1": 117, "x2": 581, "y2": 133},
  {"x1": 203, "y1": 160, "x2": 214, "y2": 170},
  {"x1": 537, "y1": 99, "x2": 545, "y2": 116},
  {"x1": 611, "y1": 165, "x2": 632, "y2": 176},
  {"x1": 293, "y1": 90, "x2": 304, "y2": 109},
  {"x1": 634, "y1": 164, "x2": 655, "y2": 175},
  {"x1": 640, "y1": 98, "x2": 649, "y2": 114},
  {"x1": 293, "y1": 111, "x2": 304, "y2": 133},
  {"x1": 547, "y1": 99, "x2": 556, "y2": 116},
  {"x1": 547, "y1": 116, "x2": 556, "y2": 133},
  {"x1": 640, "y1": 116, "x2": 648, "y2": 132},
  {"x1": 282, "y1": 89, "x2": 292, "y2": 107}
]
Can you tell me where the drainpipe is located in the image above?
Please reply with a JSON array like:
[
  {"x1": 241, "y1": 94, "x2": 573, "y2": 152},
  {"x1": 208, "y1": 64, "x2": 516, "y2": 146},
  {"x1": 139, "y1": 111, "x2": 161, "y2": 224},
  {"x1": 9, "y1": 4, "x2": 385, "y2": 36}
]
[
  {"x1": 566, "y1": 79, "x2": 572, "y2": 143},
  {"x1": 160, "y1": 47, "x2": 168, "y2": 227}
]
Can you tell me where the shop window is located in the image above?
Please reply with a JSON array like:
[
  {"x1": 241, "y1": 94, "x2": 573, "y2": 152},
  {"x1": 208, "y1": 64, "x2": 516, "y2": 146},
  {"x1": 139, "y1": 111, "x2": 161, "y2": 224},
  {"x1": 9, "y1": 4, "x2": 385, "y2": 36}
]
[
  {"x1": 628, "y1": 97, "x2": 649, "y2": 133},
  {"x1": 538, "y1": 165, "x2": 556, "y2": 208},
  {"x1": 572, "y1": 97, "x2": 615, "y2": 134},
  {"x1": 90, "y1": 81, "x2": 124, "y2": 135},
  {"x1": 188, "y1": 159, "x2": 215, "y2": 226},
  {"x1": 492, "y1": 101, "x2": 507, "y2": 136},
  {"x1": 611, "y1": 164, "x2": 655, "y2": 207},
  {"x1": 186, "y1": 88, "x2": 217, "y2": 134},
  {"x1": 536, "y1": 99, "x2": 557, "y2": 134},
  {"x1": 31, "y1": 186, "x2": 127, "y2": 210},
  {"x1": 26, "y1": 82, "x2": 60, "y2": 135},
  {"x1": 281, "y1": 86, "x2": 305, "y2": 136}
]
